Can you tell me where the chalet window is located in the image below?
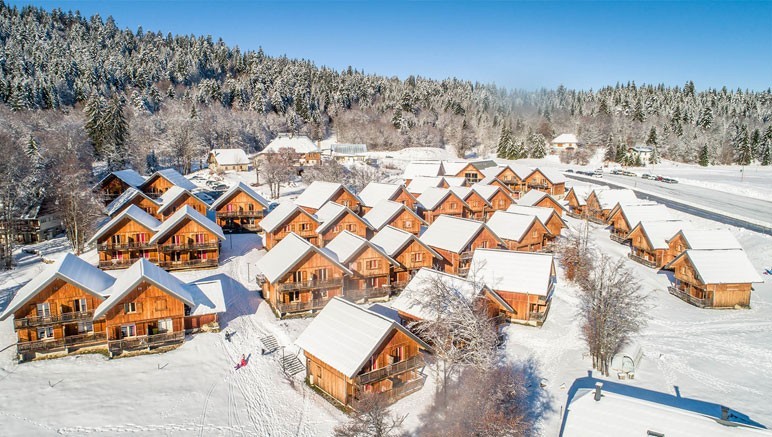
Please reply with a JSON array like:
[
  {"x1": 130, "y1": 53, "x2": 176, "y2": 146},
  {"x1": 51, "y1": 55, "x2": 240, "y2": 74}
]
[
  {"x1": 284, "y1": 225, "x2": 291, "y2": 232},
  {"x1": 391, "y1": 346, "x2": 404, "y2": 363},
  {"x1": 120, "y1": 324, "x2": 137, "y2": 338},
  {"x1": 342, "y1": 200, "x2": 350, "y2": 207},
  {"x1": 111, "y1": 234, "x2": 121, "y2": 245},
  {"x1": 158, "y1": 318, "x2": 173, "y2": 333},
  {"x1": 464, "y1": 172, "x2": 477, "y2": 181},
  {"x1": 333, "y1": 225, "x2": 341, "y2": 233},
  {"x1": 346, "y1": 224, "x2": 357, "y2": 232},
  {"x1": 498, "y1": 200, "x2": 505, "y2": 207},
  {"x1": 248, "y1": 203, "x2": 254, "y2": 211},
  {"x1": 404, "y1": 220, "x2": 413, "y2": 229},
  {"x1": 450, "y1": 202, "x2": 458, "y2": 209},
  {"x1": 227, "y1": 204, "x2": 233, "y2": 212},
  {"x1": 155, "y1": 299, "x2": 168, "y2": 311},
  {"x1": 480, "y1": 241, "x2": 488, "y2": 249},
  {"x1": 171, "y1": 235, "x2": 181, "y2": 245},
  {"x1": 316, "y1": 268, "x2": 329, "y2": 280},
  {"x1": 289, "y1": 291, "x2": 300, "y2": 302},
  {"x1": 73, "y1": 298, "x2": 87, "y2": 313},
  {"x1": 300, "y1": 223, "x2": 311, "y2": 231},
  {"x1": 320, "y1": 290, "x2": 328, "y2": 299},
  {"x1": 124, "y1": 302, "x2": 137, "y2": 314},
  {"x1": 141, "y1": 250, "x2": 150, "y2": 259},
  {"x1": 366, "y1": 260, "x2": 380, "y2": 270},
  {"x1": 37, "y1": 303, "x2": 51, "y2": 318},
  {"x1": 37, "y1": 326, "x2": 54, "y2": 339},
  {"x1": 412, "y1": 252, "x2": 424, "y2": 262},
  {"x1": 78, "y1": 322, "x2": 93, "y2": 333}
]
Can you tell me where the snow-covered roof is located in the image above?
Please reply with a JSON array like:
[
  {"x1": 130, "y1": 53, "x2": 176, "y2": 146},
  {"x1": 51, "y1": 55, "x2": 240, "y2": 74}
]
[
  {"x1": 420, "y1": 215, "x2": 497, "y2": 253},
  {"x1": 551, "y1": 133, "x2": 578, "y2": 144},
  {"x1": 105, "y1": 187, "x2": 158, "y2": 217},
  {"x1": 209, "y1": 182, "x2": 270, "y2": 210},
  {"x1": 148, "y1": 205, "x2": 225, "y2": 244},
  {"x1": 441, "y1": 161, "x2": 470, "y2": 176},
  {"x1": 363, "y1": 200, "x2": 424, "y2": 231},
  {"x1": 315, "y1": 202, "x2": 372, "y2": 234},
  {"x1": 295, "y1": 297, "x2": 428, "y2": 378},
  {"x1": 295, "y1": 181, "x2": 359, "y2": 211},
  {"x1": 672, "y1": 250, "x2": 763, "y2": 285},
  {"x1": 486, "y1": 211, "x2": 544, "y2": 242},
  {"x1": 186, "y1": 280, "x2": 227, "y2": 316},
  {"x1": 261, "y1": 134, "x2": 318, "y2": 154},
  {"x1": 676, "y1": 229, "x2": 743, "y2": 251},
  {"x1": 93, "y1": 258, "x2": 195, "y2": 320},
  {"x1": 406, "y1": 176, "x2": 442, "y2": 194},
  {"x1": 0, "y1": 253, "x2": 116, "y2": 320},
  {"x1": 530, "y1": 167, "x2": 566, "y2": 184},
  {"x1": 258, "y1": 201, "x2": 318, "y2": 233},
  {"x1": 440, "y1": 176, "x2": 467, "y2": 187},
  {"x1": 470, "y1": 184, "x2": 505, "y2": 202},
  {"x1": 506, "y1": 204, "x2": 560, "y2": 227},
  {"x1": 630, "y1": 145, "x2": 654, "y2": 153},
  {"x1": 630, "y1": 220, "x2": 690, "y2": 250},
  {"x1": 565, "y1": 185, "x2": 598, "y2": 206},
  {"x1": 595, "y1": 189, "x2": 639, "y2": 210},
  {"x1": 156, "y1": 186, "x2": 202, "y2": 215},
  {"x1": 517, "y1": 190, "x2": 565, "y2": 210},
  {"x1": 322, "y1": 230, "x2": 398, "y2": 267},
  {"x1": 87, "y1": 205, "x2": 161, "y2": 244},
  {"x1": 469, "y1": 249, "x2": 555, "y2": 296},
  {"x1": 616, "y1": 204, "x2": 672, "y2": 229},
  {"x1": 370, "y1": 226, "x2": 441, "y2": 259},
  {"x1": 96, "y1": 169, "x2": 146, "y2": 189},
  {"x1": 209, "y1": 148, "x2": 249, "y2": 166},
  {"x1": 256, "y1": 233, "x2": 351, "y2": 283},
  {"x1": 331, "y1": 143, "x2": 368, "y2": 155},
  {"x1": 357, "y1": 182, "x2": 407, "y2": 208},
  {"x1": 403, "y1": 161, "x2": 444, "y2": 180},
  {"x1": 418, "y1": 187, "x2": 469, "y2": 211},
  {"x1": 563, "y1": 386, "x2": 772, "y2": 437},
  {"x1": 390, "y1": 268, "x2": 485, "y2": 321}
]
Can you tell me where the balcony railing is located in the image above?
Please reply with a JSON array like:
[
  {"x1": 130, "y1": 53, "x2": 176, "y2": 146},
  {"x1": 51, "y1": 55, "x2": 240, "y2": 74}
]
[
  {"x1": 529, "y1": 311, "x2": 547, "y2": 324},
  {"x1": 668, "y1": 286, "x2": 710, "y2": 308},
  {"x1": 108, "y1": 331, "x2": 185, "y2": 353},
  {"x1": 343, "y1": 286, "x2": 392, "y2": 302},
  {"x1": 356, "y1": 354, "x2": 425, "y2": 385},
  {"x1": 352, "y1": 375, "x2": 427, "y2": 409},
  {"x1": 216, "y1": 210, "x2": 264, "y2": 218},
  {"x1": 458, "y1": 266, "x2": 470, "y2": 276},
  {"x1": 97, "y1": 242, "x2": 156, "y2": 251},
  {"x1": 276, "y1": 298, "x2": 332, "y2": 314},
  {"x1": 159, "y1": 242, "x2": 219, "y2": 252},
  {"x1": 157, "y1": 258, "x2": 219, "y2": 270},
  {"x1": 14, "y1": 310, "x2": 94, "y2": 329},
  {"x1": 99, "y1": 258, "x2": 159, "y2": 269},
  {"x1": 459, "y1": 251, "x2": 473, "y2": 261},
  {"x1": 527, "y1": 183, "x2": 551, "y2": 190},
  {"x1": 390, "y1": 281, "x2": 409, "y2": 292},
  {"x1": 277, "y1": 278, "x2": 343, "y2": 292},
  {"x1": 610, "y1": 233, "x2": 629, "y2": 244},
  {"x1": 16, "y1": 331, "x2": 107, "y2": 354},
  {"x1": 628, "y1": 252, "x2": 658, "y2": 269}
]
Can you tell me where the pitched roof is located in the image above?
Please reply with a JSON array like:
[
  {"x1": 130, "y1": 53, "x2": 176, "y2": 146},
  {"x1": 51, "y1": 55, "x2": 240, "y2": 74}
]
[
  {"x1": 295, "y1": 297, "x2": 429, "y2": 378},
  {"x1": 529, "y1": 167, "x2": 566, "y2": 184},
  {"x1": 390, "y1": 268, "x2": 488, "y2": 321},
  {"x1": 0, "y1": 253, "x2": 116, "y2": 320},
  {"x1": 142, "y1": 168, "x2": 197, "y2": 191},
  {"x1": 615, "y1": 204, "x2": 672, "y2": 229},
  {"x1": 363, "y1": 200, "x2": 424, "y2": 231},
  {"x1": 209, "y1": 148, "x2": 250, "y2": 166},
  {"x1": 331, "y1": 143, "x2": 368, "y2": 155},
  {"x1": 440, "y1": 176, "x2": 467, "y2": 187},
  {"x1": 322, "y1": 230, "x2": 398, "y2": 267},
  {"x1": 551, "y1": 133, "x2": 578, "y2": 144},
  {"x1": 675, "y1": 229, "x2": 743, "y2": 250},
  {"x1": 295, "y1": 181, "x2": 359, "y2": 211},
  {"x1": 156, "y1": 186, "x2": 204, "y2": 215},
  {"x1": 256, "y1": 233, "x2": 351, "y2": 283},
  {"x1": 369, "y1": 226, "x2": 441, "y2": 259},
  {"x1": 483, "y1": 164, "x2": 531, "y2": 180},
  {"x1": 506, "y1": 204, "x2": 562, "y2": 227},
  {"x1": 105, "y1": 187, "x2": 158, "y2": 217},
  {"x1": 261, "y1": 134, "x2": 318, "y2": 154},
  {"x1": 420, "y1": 215, "x2": 499, "y2": 253},
  {"x1": 565, "y1": 185, "x2": 599, "y2": 207},
  {"x1": 93, "y1": 258, "x2": 195, "y2": 320},
  {"x1": 470, "y1": 184, "x2": 505, "y2": 202},
  {"x1": 418, "y1": 187, "x2": 469, "y2": 211},
  {"x1": 357, "y1": 182, "x2": 408, "y2": 208},
  {"x1": 629, "y1": 220, "x2": 689, "y2": 250},
  {"x1": 87, "y1": 205, "x2": 161, "y2": 244},
  {"x1": 469, "y1": 249, "x2": 555, "y2": 296},
  {"x1": 186, "y1": 280, "x2": 227, "y2": 316},
  {"x1": 517, "y1": 189, "x2": 564, "y2": 209},
  {"x1": 486, "y1": 211, "x2": 544, "y2": 242},
  {"x1": 668, "y1": 249, "x2": 762, "y2": 285},
  {"x1": 595, "y1": 189, "x2": 639, "y2": 210},
  {"x1": 258, "y1": 201, "x2": 318, "y2": 233},
  {"x1": 314, "y1": 202, "x2": 372, "y2": 234},
  {"x1": 403, "y1": 160, "x2": 444, "y2": 180},
  {"x1": 96, "y1": 169, "x2": 146, "y2": 189},
  {"x1": 148, "y1": 205, "x2": 225, "y2": 244},
  {"x1": 441, "y1": 161, "x2": 470, "y2": 176},
  {"x1": 406, "y1": 176, "x2": 443, "y2": 194},
  {"x1": 209, "y1": 181, "x2": 270, "y2": 210}
]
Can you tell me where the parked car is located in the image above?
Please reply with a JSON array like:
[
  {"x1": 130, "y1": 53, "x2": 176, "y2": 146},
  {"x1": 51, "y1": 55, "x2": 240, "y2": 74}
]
[
  {"x1": 624, "y1": 171, "x2": 638, "y2": 177},
  {"x1": 566, "y1": 169, "x2": 574, "y2": 173},
  {"x1": 661, "y1": 177, "x2": 679, "y2": 184},
  {"x1": 642, "y1": 174, "x2": 653, "y2": 180}
]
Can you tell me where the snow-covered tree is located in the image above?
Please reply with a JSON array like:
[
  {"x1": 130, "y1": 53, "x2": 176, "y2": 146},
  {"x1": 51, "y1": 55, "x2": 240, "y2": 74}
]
[{"x1": 699, "y1": 144, "x2": 710, "y2": 166}]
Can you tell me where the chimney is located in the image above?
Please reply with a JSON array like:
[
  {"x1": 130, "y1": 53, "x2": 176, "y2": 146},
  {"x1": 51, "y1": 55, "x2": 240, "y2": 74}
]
[
  {"x1": 594, "y1": 382, "x2": 603, "y2": 401},
  {"x1": 721, "y1": 406, "x2": 729, "y2": 421}
]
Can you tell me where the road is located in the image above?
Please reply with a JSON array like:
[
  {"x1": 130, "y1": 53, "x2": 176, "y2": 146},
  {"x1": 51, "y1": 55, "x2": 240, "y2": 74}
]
[{"x1": 566, "y1": 173, "x2": 772, "y2": 235}]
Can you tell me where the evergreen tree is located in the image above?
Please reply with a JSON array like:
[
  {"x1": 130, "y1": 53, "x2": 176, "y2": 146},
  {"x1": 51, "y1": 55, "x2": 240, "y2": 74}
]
[
  {"x1": 604, "y1": 135, "x2": 617, "y2": 162},
  {"x1": 749, "y1": 128, "x2": 761, "y2": 159},
  {"x1": 615, "y1": 143, "x2": 628, "y2": 163},
  {"x1": 26, "y1": 135, "x2": 41, "y2": 162},
  {"x1": 632, "y1": 100, "x2": 645, "y2": 122},
  {"x1": 762, "y1": 126, "x2": 772, "y2": 166},
  {"x1": 84, "y1": 93, "x2": 105, "y2": 158},
  {"x1": 733, "y1": 124, "x2": 752, "y2": 165},
  {"x1": 645, "y1": 127, "x2": 658, "y2": 147},
  {"x1": 189, "y1": 105, "x2": 198, "y2": 119},
  {"x1": 649, "y1": 146, "x2": 660, "y2": 165},
  {"x1": 103, "y1": 95, "x2": 130, "y2": 169},
  {"x1": 698, "y1": 144, "x2": 710, "y2": 166},
  {"x1": 496, "y1": 125, "x2": 513, "y2": 158},
  {"x1": 526, "y1": 130, "x2": 547, "y2": 158},
  {"x1": 697, "y1": 106, "x2": 713, "y2": 129}
]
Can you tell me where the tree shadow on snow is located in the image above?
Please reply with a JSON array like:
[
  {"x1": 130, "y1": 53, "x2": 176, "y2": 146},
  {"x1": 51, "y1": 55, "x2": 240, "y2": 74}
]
[{"x1": 191, "y1": 272, "x2": 263, "y2": 329}]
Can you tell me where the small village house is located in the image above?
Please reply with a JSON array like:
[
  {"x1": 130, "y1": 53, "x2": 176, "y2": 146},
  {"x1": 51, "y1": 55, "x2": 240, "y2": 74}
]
[
  {"x1": 94, "y1": 169, "x2": 146, "y2": 204},
  {"x1": 665, "y1": 228, "x2": 742, "y2": 267},
  {"x1": 156, "y1": 186, "x2": 210, "y2": 220},
  {"x1": 627, "y1": 145, "x2": 654, "y2": 166},
  {"x1": 470, "y1": 184, "x2": 515, "y2": 215},
  {"x1": 256, "y1": 233, "x2": 351, "y2": 317},
  {"x1": 486, "y1": 210, "x2": 552, "y2": 252},
  {"x1": 469, "y1": 249, "x2": 556, "y2": 326},
  {"x1": 295, "y1": 297, "x2": 430, "y2": 408},
  {"x1": 209, "y1": 182, "x2": 271, "y2": 233},
  {"x1": 14, "y1": 196, "x2": 64, "y2": 244},
  {"x1": 370, "y1": 226, "x2": 441, "y2": 289},
  {"x1": 89, "y1": 205, "x2": 161, "y2": 270},
  {"x1": 584, "y1": 188, "x2": 639, "y2": 222},
  {"x1": 148, "y1": 206, "x2": 226, "y2": 271},
  {"x1": 480, "y1": 164, "x2": 531, "y2": 195},
  {"x1": 664, "y1": 249, "x2": 763, "y2": 309},
  {"x1": 259, "y1": 201, "x2": 321, "y2": 249},
  {"x1": 416, "y1": 187, "x2": 471, "y2": 224},
  {"x1": 314, "y1": 201, "x2": 374, "y2": 246},
  {"x1": 438, "y1": 176, "x2": 467, "y2": 189},
  {"x1": 405, "y1": 176, "x2": 443, "y2": 195},
  {"x1": 563, "y1": 185, "x2": 600, "y2": 217},
  {"x1": 294, "y1": 181, "x2": 362, "y2": 215},
  {"x1": 402, "y1": 161, "x2": 444, "y2": 185},
  {"x1": 474, "y1": 174, "x2": 514, "y2": 195},
  {"x1": 607, "y1": 203, "x2": 670, "y2": 243},
  {"x1": 626, "y1": 220, "x2": 689, "y2": 268},
  {"x1": 208, "y1": 148, "x2": 250, "y2": 172},
  {"x1": 323, "y1": 231, "x2": 400, "y2": 302},
  {"x1": 419, "y1": 215, "x2": 504, "y2": 275},
  {"x1": 550, "y1": 133, "x2": 580, "y2": 154},
  {"x1": 257, "y1": 133, "x2": 321, "y2": 167},
  {"x1": 524, "y1": 167, "x2": 566, "y2": 197},
  {"x1": 516, "y1": 189, "x2": 567, "y2": 217},
  {"x1": 441, "y1": 160, "x2": 497, "y2": 184},
  {"x1": 139, "y1": 169, "x2": 197, "y2": 198},
  {"x1": 506, "y1": 204, "x2": 567, "y2": 241},
  {"x1": 329, "y1": 143, "x2": 368, "y2": 164},
  {"x1": 357, "y1": 182, "x2": 417, "y2": 213},
  {"x1": 363, "y1": 200, "x2": 426, "y2": 235},
  {"x1": 105, "y1": 188, "x2": 160, "y2": 218}
]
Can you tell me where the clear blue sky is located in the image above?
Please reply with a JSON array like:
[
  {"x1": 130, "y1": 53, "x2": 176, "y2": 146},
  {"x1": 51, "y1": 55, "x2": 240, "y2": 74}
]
[{"x1": 9, "y1": 0, "x2": 772, "y2": 91}]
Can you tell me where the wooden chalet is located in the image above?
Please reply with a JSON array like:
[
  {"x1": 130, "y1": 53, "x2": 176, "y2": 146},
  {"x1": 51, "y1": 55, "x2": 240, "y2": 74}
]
[
  {"x1": 296, "y1": 297, "x2": 430, "y2": 408},
  {"x1": 314, "y1": 201, "x2": 374, "y2": 246},
  {"x1": 506, "y1": 204, "x2": 567, "y2": 241},
  {"x1": 370, "y1": 226, "x2": 442, "y2": 290},
  {"x1": 139, "y1": 169, "x2": 197, "y2": 197},
  {"x1": 148, "y1": 206, "x2": 226, "y2": 271},
  {"x1": 469, "y1": 249, "x2": 556, "y2": 326},
  {"x1": 419, "y1": 215, "x2": 505, "y2": 275},
  {"x1": 93, "y1": 258, "x2": 225, "y2": 357},
  {"x1": 406, "y1": 176, "x2": 443, "y2": 195},
  {"x1": 89, "y1": 205, "x2": 162, "y2": 270},
  {"x1": 0, "y1": 254, "x2": 115, "y2": 361},
  {"x1": 156, "y1": 186, "x2": 209, "y2": 220},
  {"x1": 357, "y1": 182, "x2": 417, "y2": 213},
  {"x1": 664, "y1": 249, "x2": 762, "y2": 309},
  {"x1": 257, "y1": 133, "x2": 321, "y2": 167},
  {"x1": 517, "y1": 189, "x2": 567, "y2": 217},
  {"x1": 209, "y1": 182, "x2": 271, "y2": 233},
  {"x1": 417, "y1": 187, "x2": 471, "y2": 224},
  {"x1": 402, "y1": 161, "x2": 444, "y2": 186},
  {"x1": 524, "y1": 167, "x2": 566, "y2": 197},
  {"x1": 449, "y1": 187, "x2": 490, "y2": 221},
  {"x1": 563, "y1": 185, "x2": 598, "y2": 217},
  {"x1": 324, "y1": 231, "x2": 400, "y2": 302},
  {"x1": 626, "y1": 220, "x2": 688, "y2": 268},
  {"x1": 438, "y1": 176, "x2": 467, "y2": 189},
  {"x1": 480, "y1": 165, "x2": 531, "y2": 195},
  {"x1": 295, "y1": 181, "x2": 362, "y2": 215},
  {"x1": 470, "y1": 184, "x2": 515, "y2": 216},
  {"x1": 442, "y1": 160, "x2": 497, "y2": 184},
  {"x1": 256, "y1": 233, "x2": 352, "y2": 317},
  {"x1": 584, "y1": 189, "x2": 639, "y2": 222},
  {"x1": 475, "y1": 175, "x2": 514, "y2": 196},
  {"x1": 208, "y1": 148, "x2": 250, "y2": 172},
  {"x1": 105, "y1": 188, "x2": 160, "y2": 218},
  {"x1": 259, "y1": 201, "x2": 321, "y2": 249},
  {"x1": 486, "y1": 211, "x2": 552, "y2": 252},
  {"x1": 607, "y1": 203, "x2": 669, "y2": 243},
  {"x1": 665, "y1": 229, "x2": 742, "y2": 268},
  {"x1": 94, "y1": 169, "x2": 146, "y2": 205},
  {"x1": 362, "y1": 200, "x2": 427, "y2": 235}
]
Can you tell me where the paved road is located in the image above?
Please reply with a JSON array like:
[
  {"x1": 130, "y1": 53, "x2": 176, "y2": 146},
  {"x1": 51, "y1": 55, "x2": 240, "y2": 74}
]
[{"x1": 566, "y1": 173, "x2": 772, "y2": 234}]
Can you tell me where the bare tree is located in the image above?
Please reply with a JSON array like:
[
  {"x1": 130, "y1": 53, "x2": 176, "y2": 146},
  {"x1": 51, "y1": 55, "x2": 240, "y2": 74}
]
[
  {"x1": 577, "y1": 254, "x2": 648, "y2": 376},
  {"x1": 164, "y1": 119, "x2": 204, "y2": 174},
  {"x1": 260, "y1": 147, "x2": 295, "y2": 198},
  {"x1": 555, "y1": 221, "x2": 593, "y2": 282},
  {"x1": 333, "y1": 393, "x2": 407, "y2": 437},
  {"x1": 301, "y1": 159, "x2": 347, "y2": 185},
  {"x1": 347, "y1": 164, "x2": 385, "y2": 193},
  {"x1": 0, "y1": 130, "x2": 34, "y2": 268}
]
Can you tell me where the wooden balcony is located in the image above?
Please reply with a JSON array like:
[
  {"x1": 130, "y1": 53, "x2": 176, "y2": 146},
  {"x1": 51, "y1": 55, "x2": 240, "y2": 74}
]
[
  {"x1": 459, "y1": 251, "x2": 473, "y2": 261},
  {"x1": 352, "y1": 375, "x2": 427, "y2": 409},
  {"x1": 343, "y1": 286, "x2": 392, "y2": 302},
  {"x1": 668, "y1": 286, "x2": 710, "y2": 308},
  {"x1": 276, "y1": 298, "x2": 332, "y2": 314},
  {"x1": 159, "y1": 241, "x2": 219, "y2": 252},
  {"x1": 216, "y1": 210, "x2": 264, "y2": 218},
  {"x1": 277, "y1": 278, "x2": 343, "y2": 292},
  {"x1": 108, "y1": 331, "x2": 185, "y2": 353},
  {"x1": 527, "y1": 183, "x2": 551, "y2": 190},
  {"x1": 529, "y1": 311, "x2": 547, "y2": 325},
  {"x1": 157, "y1": 258, "x2": 219, "y2": 270},
  {"x1": 628, "y1": 252, "x2": 657, "y2": 269},
  {"x1": 14, "y1": 310, "x2": 94, "y2": 329},
  {"x1": 390, "y1": 281, "x2": 409, "y2": 292},
  {"x1": 610, "y1": 233, "x2": 629, "y2": 244},
  {"x1": 16, "y1": 331, "x2": 107, "y2": 354},
  {"x1": 97, "y1": 242, "x2": 155, "y2": 251},
  {"x1": 99, "y1": 258, "x2": 159, "y2": 270},
  {"x1": 356, "y1": 354, "x2": 425, "y2": 385}
]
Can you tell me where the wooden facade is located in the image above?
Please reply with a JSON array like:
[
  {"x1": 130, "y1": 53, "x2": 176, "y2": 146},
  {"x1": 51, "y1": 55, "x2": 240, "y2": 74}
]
[
  {"x1": 564, "y1": 188, "x2": 586, "y2": 216},
  {"x1": 390, "y1": 239, "x2": 439, "y2": 286},
  {"x1": 421, "y1": 192, "x2": 470, "y2": 224},
  {"x1": 628, "y1": 226, "x2": 670, "y2": 268},
  {"x1": 668, "y1": 255, "x2": 753, "y2": 309},
  {"x1": 301, "y1": 187, "x2": 362, "y2": 215},
  {"x1": 454, "y1": 163, "x2": 485, "y2": 184},
  {"x1": 99, "y1": 176, "x2": 132, "y2": 205},
  {"x1": 584, "y1": 191, "x2": 613, "y2": 222},
  {"x1": 213, "y1": 190, "x2": 266, "y2": 233},
  {"x1": 361, "y1": 185, "x2": 417, "y2": 214},
  {"x1": 154, "y1": 218, "x2": 220, "y2": 271},
  {"x1": 525, "y1": 169, "x2": 566, "y2": 196},
  {"x1": 486, "y1": 189, "x2": 515, "y2": 214},
  {"x1": 381, "y1": 208, "x2": 424, "y2": 235},
  {"x1": 102, "y1": 281, "x2": 186, "y2": 342},
  {"x1": 96, "y1": 217, "x2": 158, "y2": 270},
  {"x1": 111, "y1": 194, "x2": 160, "y2": 218},
  {"x1": 141, "y1": 174, "x2": 176, "y2": 197},
  {"x1": 495, "y1": 167, "x2": 527, "y2": 194},
  {"x1": 496, "y1": 290, "x2": 551, "y2": 326},
  {"x1": 159, "y1": 192, "x2": 208, "y2": 220},
  {"x1": 343, "y1": 246, "x2": 394, "y2": 299},
  {"x1": 431, "y1": 227, "x2": 502, "y2": 275},
  {"x1": 462, "y1": 190, "x2": 491, "y2": 221},
  {"x1": 264, "y1": 210, "x2": 319, "y2": 250},
  {"x1": 526, "y1": 194, "x2": 566, "y2": 217},
  {"x1": 499, "y1": 220, "x2": 551, "y2": 252},
  {"x1": 318, "y1": 211, "x2": 371, "y2": 246}
]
